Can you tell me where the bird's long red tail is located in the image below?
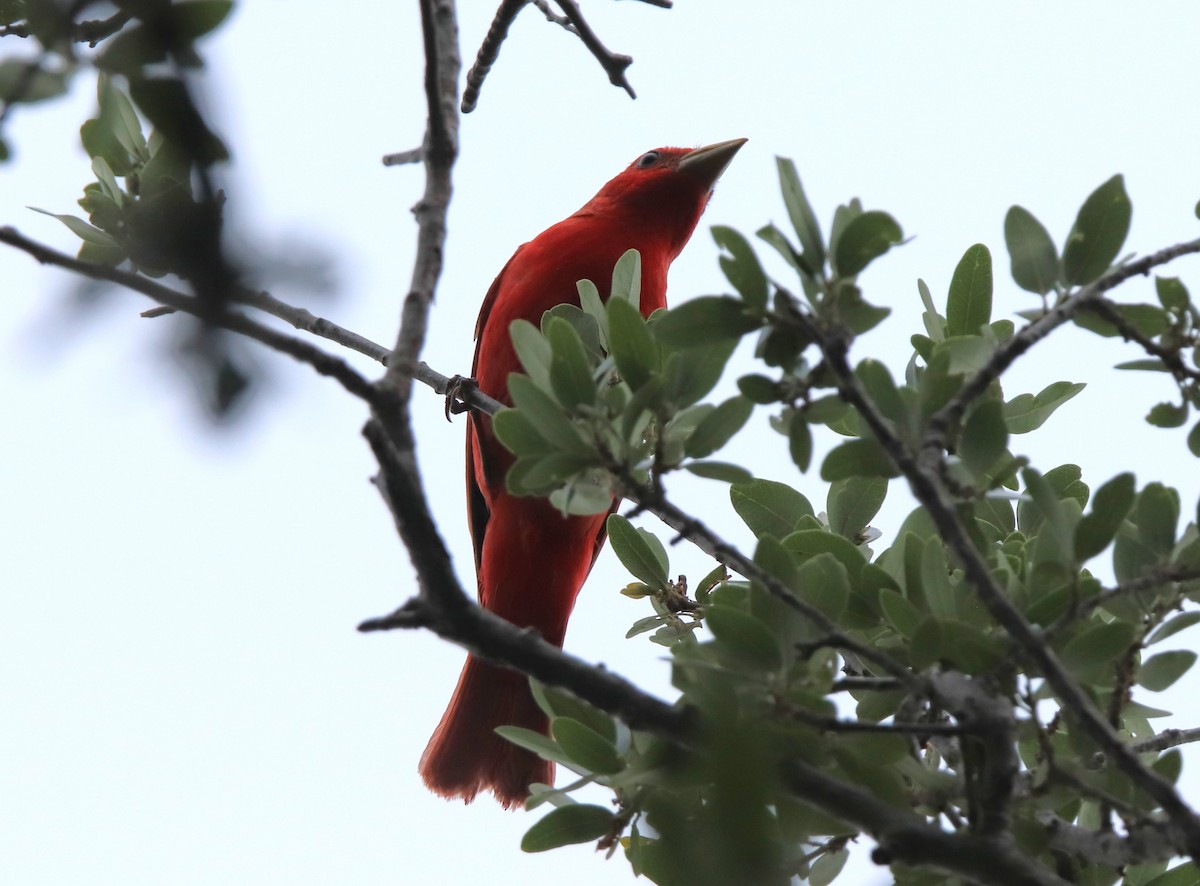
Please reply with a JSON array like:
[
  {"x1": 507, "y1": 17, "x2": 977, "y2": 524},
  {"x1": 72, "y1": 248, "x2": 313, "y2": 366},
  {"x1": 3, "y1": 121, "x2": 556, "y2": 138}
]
[{"x1": 419, "y1": 655, "x2": 550, "y2": 809}]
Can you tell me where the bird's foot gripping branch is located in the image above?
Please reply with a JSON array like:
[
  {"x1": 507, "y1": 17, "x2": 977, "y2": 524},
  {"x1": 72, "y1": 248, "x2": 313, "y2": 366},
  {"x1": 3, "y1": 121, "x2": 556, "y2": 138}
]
[{"x1": 478, "y1": 161, "x2": 1200, "y2": 885}]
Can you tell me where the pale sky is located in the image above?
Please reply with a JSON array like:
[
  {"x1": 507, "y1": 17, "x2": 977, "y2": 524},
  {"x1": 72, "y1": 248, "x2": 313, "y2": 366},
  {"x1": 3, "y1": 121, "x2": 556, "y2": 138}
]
[{"x1": 5, "y1": 3, "x2": 1200, "y2": 885}]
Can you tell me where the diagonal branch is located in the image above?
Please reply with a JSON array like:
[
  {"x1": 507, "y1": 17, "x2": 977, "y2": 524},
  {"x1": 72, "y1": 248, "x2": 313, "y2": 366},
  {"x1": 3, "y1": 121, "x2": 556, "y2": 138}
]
[
  {"x1": 800, "y1": 300, "x2": 1200, "y2": 858},
  {"x1": 461, "y1": 0, "x2": 528, "y2": 113},
  {"x1": 925, "y1": 237, "x2": 1200, "y2": 452},
  {"x1": 0, "y1": 226, "x2": 376, "y2": 402},
  {"x1": 551, "y1": 0, "x2": 636, "y2": 99}
]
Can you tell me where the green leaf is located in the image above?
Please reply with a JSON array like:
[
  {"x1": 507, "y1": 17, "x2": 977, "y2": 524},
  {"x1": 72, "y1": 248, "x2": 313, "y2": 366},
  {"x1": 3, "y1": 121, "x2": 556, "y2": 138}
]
[
  {"x1": 509, "y1": 319, "x2": 552, "y2": 389},
  {"x1": 664, "y1": 337, "x2": 738, "y2": 407},
  {"x1": 576, "y1": 279, "x2": 609, "y2": 349},
  {"x1": 827, "y1": 476, "x2": 887, "y2": 541},
  {"x1": 507, "y1": 374, "x2": 590, "y2": 454},
  {"x1": 833, "y1": 210, "x2": 903, "y2": 277},
  {"x1": 706, "y1": 604, "x2": 783, "y2": 671},
  {"x1": 684, "y1": 395, "x2": 753, "y2": 458},
  {"x1": 1137, "y1": 482, "x2": 1178, "y2": 556},
  {"x1": 1155, "y1": 276, "x2": 1190, "y2": 311},
  {"x1": 521, "y1": 804, "x2": 614, "y2": 852},
  {"x1": 28, "y1": 208, "x2": 119, "y2": 247},
  {"x1": 551, "y1": 717, "x2": 623, "y2": 774},
  {"x1": 810, "y1": 848, "x2": 849, "y2": 886},
  {"x1": 795, "y1": 553, "x2": 850, "y2": 623},
  {"x1": 788, "y1": 412, "x2": 813, "y2": 472},
  {"x1": 934, "y1": 335, "x2": 996, "y2": 375},
  {"x1": 1060, "y1": 620, "x2": 1136, "y2": 681},
  {"x1": 1148, "y1": 612, "x2": 1200, "y2": 646},
  {"x1": 1188, "y1": 421, "x2": 1200, "y2": 457},
  {"x1": 1137, "y1": 650, "x2": 1197, "y2": 692},
  {"x1": 1147, "y1": 402, "x2": 1188, "y2": 429},
  {"x1": 960, "y1": 399, "x2": 1008, "y2": 478},
  {"x1": 731, "y1": 479, "x2": 815, "y2": 539},
  {"x1": 712, "y1": 225, "x2": 768, "y2": 310},
  {"x1": 1145, "y1": 863, "x2": 1200, "y2": 886},
  {"x1": 531, "y1": 682, "x2": 616, "y2": 741},
  {"x1": 776, "y1": 156, "x2": 825, "y2": 271},
  {"x1": 548, "y1": 482, "x2": 613, "y2": 516},
  {"x1": 128, "y1": 77, "x2": 228, "y2": 166},
  {"x1": 820, "y1": 439, "x2": 900, "y2": 480},
  {"x1": 946, "y1": 244, "x2": 993, "y2": 336},
  {"x1": 879, "y1": 588, "x2": 922, "y2": 638},
  {"x1": 546, "y1": 316, "x2": 597, "y2": 409},
  {"x1": 173, "y1": 0, "x2": 235, "y2": 39},
  {"x1": 606, "y1": 514, "x2": 668, "y2": 589},
  {"x1": 495, "y1": 726, "x2": 575, "y2": 767},
  {"x1": 1004, "y1": 381, "x2": 1085, "y2": 434},
  {"x1": 738, "y1": 374, "x2": 781, "y2": 404},
  {"x1": 493, "y1": 409, "x2": 557, "y2": 456},
  {"x1": 611, "y1": 248, "x2": 642, "y2": 307},
  {"x1": 1062, "y1": 174, "x2": 1132, "y2": 285},
  {"x1": 684, "y1": 461, "x2": 754, "y2": 483},
  {"x1": 606, "y1": 296, "x2": 657, "y2": 390},
  {"x1": 1074, "y1": 472, "x2": 1135, "y2": 561},
  {"x1": 855, "y1": 359, "x2": 904, "y2": 423},
  {"x1": 653, "y1": 296, "x2": 760, "y2": 347},
  {"x1": 1004, "y1": 205, "x2": 1059, "y2": 295},
  {"x1": 0, "y1": 59, "x2": 68, "y2": 104}
]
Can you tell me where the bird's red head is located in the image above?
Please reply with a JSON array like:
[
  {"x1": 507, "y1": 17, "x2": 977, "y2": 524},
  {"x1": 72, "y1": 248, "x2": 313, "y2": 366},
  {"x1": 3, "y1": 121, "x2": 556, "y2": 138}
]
[{"x1": 582, "y1": 138, "x2": 747, "y2": 257}]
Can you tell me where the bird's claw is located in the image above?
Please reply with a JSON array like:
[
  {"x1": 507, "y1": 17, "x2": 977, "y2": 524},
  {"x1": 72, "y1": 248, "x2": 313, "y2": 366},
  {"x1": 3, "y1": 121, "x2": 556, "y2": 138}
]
[{"x1": 444, "y1": 375, "x2": 479, "y2": 420}]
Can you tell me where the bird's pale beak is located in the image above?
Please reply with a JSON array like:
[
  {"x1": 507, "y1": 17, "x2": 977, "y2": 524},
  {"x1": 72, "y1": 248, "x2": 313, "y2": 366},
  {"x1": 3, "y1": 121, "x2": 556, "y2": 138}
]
[{"x1": 678, "y1": 138, "x2": 748, "y2": 186}]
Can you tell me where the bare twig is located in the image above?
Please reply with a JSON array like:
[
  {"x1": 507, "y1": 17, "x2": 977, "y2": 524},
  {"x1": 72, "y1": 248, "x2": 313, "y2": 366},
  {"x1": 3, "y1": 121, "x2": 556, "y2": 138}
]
[
  {"x1": 1080, "y1": 297, "x2": 1200, "y2": 384},
  {"x1": 0, "y1": 226, "x2": 375, "y2": 402},
  {"x1": 925, "y1": 236, "x2": 1200, "y2": 451},
  {"x1": 1046, "y1": 564, "x2": 1200, "y2": 640},
  {"x1": 382, "y1": 147, "x2": 423, "y2": 167},
  {"x1": 1129, "y1": 727, "x2": 1200, "y2": 756},
  {"x1": 552, "y1": 0, "x2": 636, "y2": 99},
  {"x1": 461, "y1": 0, "x2": 528, "y2": 113}
]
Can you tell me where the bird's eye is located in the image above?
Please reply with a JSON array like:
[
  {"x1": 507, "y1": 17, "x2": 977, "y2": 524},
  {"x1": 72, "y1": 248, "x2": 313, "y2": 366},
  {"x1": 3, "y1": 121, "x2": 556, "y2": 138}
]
[{"x1": 636, "y1": 151, "x2": 661, "y2": 169}]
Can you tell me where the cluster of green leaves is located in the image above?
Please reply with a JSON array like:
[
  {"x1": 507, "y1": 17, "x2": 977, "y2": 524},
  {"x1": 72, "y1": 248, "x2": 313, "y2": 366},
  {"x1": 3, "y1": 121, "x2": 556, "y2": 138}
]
[
  {"x1": 499, "y1": 161, "x2": 1200, "y2": 885},
  {"x1": 492, "y1": 247, "x2": 758, "y2": 514},
  {"x1": 1, "y1": 1, "x2": 231, "y2": 166}
]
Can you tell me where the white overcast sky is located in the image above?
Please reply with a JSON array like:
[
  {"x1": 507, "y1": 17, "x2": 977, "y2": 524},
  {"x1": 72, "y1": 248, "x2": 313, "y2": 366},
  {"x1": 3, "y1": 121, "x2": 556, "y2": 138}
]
[{"x1": 5, "y1": 3, "x2": 1200, "y2": 885}]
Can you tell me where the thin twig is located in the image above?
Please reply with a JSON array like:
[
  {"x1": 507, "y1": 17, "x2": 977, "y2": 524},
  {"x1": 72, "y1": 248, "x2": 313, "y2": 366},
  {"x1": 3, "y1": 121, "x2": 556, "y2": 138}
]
[
  {"x1": 1129, "y1": 727, "x2": 1200, "y2": 756},
  {"x1": 1080, "y1": 297, "x2": 1200, "y2": 384},
  {"x1": 1046, "y1": 564, "x2": 1200, "y2": 640},
  {"x1": 552, "y1": 0, "x2": 636, "y2": 99},
  {"x1": 382, "y1": 147, "x2": 423, "y2": 166},
  {"x1": 0, "y1": 226, "x2": 375, "y2": 402},
  {"x1": 461, "y1": 0, "x2": 528, "y2": 113}
]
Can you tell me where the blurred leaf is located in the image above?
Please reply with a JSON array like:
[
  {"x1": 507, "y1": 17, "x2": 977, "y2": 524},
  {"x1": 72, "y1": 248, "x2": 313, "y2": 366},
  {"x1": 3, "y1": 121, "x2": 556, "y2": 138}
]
[
  {"x1": 495, "y1": 726, "x2": 574, "y2": 767},
  {"x1": 653, "y1": 296, "x2": 760, "y2": 347},
  {"x1": 712, "y1": 225, "x2": 768, "y2": 310},
  {"x1": 1004, "y1": 381, "x2": 1085, "y2": 433},
  {"x1": 809, "y1": 849, "x2": 849, "y2": 886},
  {"x1": 706, "y1": 604, "x2": 783, "y2": 671},
  {"x1": 1004, "y1": 205, "x2": 1059, "y2": 295},
  {"x1": 879, "y1": 588, "x2": 922, "y2": 638},
  {"x1": 29, "y1": 208, "x2": 119, "y2": 247},
  {"x1": 789, "y1": 412, "x2": 813, "y2": 471},
  {"x1": 827, "y1": 476, "x2": 887, "y2": 541},
  {"x1": 946, "y1": 243, "x2": 993, "y2": 335},
  {"x1": 1062, "y1": 174, "x2": 1132, "y2": 285},
  {"x1": 1156, "y1": 276, "x2": 1190, "y2": 311},
  {"x1": 551, "y1": 718, "x2": 622, "y2": 774},
  {"x1": 1148, "y1": 612, "x2": 1200, "y2": 646},
  {"x1": 855, "y1": 359, "x2": 904, "y2": 423},
  {"x1": 532, "y1": 682, "x2": 616, "y2": 742},
  {"x1": 606, "y1": 514, "x2": 669, "y2": 590},
  {"x1": 1147, "y1": 402, "x2": 1188, "y2": 429},
  {"x1": 0, "y1": 59, "x2": 68, "y2": 103},
  {"x1": 684, "y1": 395, "x2": 754, "y2": 458},
  {"x1": 174, "y1": 0, "x2": 235, "y2": 39},
  {"x1": 821, "y1": 439, "x2": 899, "y2": 480},
  {"x1": 521, "y1": 804, "x2": 613, "y2": 852},
  {"x1": 737, "y1": 374, "x2": 780, "y2": 404},
  {"x1": 960, "y1": 399, "x2": 1008, "y2": 477},
  {"x1": 1137, "y1": 482, "x2": 1178, "y2": 556},
  {"x1": 1061, "y1": 620, "x2": 1136, "y2": 681},
  {"x1": 834, "y1": 211, "x2": 902, "y2": 277},
  {"x1": 1137, "y1": 650, "x2": 1197, "y2": 692},
  {"x1": 664, "y1": 337, "x2": 738, "y2": 407},
  {"x1": 1188, "y1": 421, "x2": 1200, "y2": 457},
  {"x1": 548, "y1": 482, "x2": 612, "y2": 516},
  {"x1": 731, "y1": 479, "x2": 815, "y2": 539},
  {"x1": 1074, "y1": 472, "x2": 1135, "y2": 561},
  {"x1": 1145, "y1": 863, "x2": 1200, "y2": 886},
  {"x1": 776, "y1": 156, "x2": 825, "y2": 272},
  {"x1": 128, "y1": 76, "x2": 228, "y2": 166},
  {"x1": 684, "y1": 461, "x2": 753, "y2": 483}
]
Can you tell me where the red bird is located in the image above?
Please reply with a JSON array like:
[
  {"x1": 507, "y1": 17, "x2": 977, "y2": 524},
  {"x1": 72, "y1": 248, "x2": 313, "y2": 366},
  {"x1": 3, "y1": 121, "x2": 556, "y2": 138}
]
[{"x1": 420, "y1": 139, "x2": 746, "y2": 808}]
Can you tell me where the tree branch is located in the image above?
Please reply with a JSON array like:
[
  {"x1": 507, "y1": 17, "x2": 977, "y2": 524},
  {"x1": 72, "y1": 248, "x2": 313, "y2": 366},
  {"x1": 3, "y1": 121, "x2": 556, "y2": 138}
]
[
  {"x1": 800, "y1": 297, "x2": 1200, "y2": 857},
  {"x1": 461, "y1": 0, "x2": 528, "y2": 113},
  {"x1": 551, "y1": 0, "x2": 636, "y2": 99},
  {"x1": 925, "y1": 236, "x2": 1200, "y2": 452},
  {"x1": 1130, "y1": 727, "x2": 1200, "y2": 756},
  {"x1": 0, "y1": 226, "x2": 376, "y2": 402}
]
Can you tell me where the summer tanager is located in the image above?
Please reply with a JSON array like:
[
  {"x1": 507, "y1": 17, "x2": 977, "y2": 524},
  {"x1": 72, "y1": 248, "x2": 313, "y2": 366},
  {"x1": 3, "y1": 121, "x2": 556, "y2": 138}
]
[{"x1": 420, "y1": 139, "x2": 746, "y2": 808}]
